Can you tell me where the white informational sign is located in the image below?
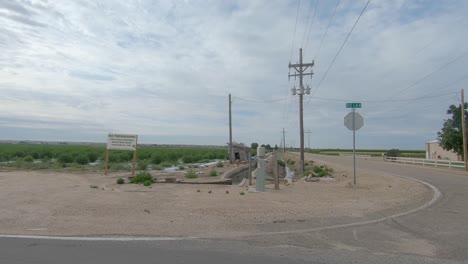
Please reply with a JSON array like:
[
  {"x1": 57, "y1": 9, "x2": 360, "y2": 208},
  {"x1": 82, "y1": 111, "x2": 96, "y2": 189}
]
[{"x1": 107, "y1": 133, "x2": 138, "y2": 151}]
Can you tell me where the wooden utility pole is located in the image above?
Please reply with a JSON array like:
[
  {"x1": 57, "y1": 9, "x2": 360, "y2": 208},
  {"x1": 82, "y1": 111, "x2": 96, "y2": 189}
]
[
  {"x1": 289, "y1": 48, "x2": 314, "y2": 175},
  {"x1": 229, "y1": 94, "x2": 233, "y2": 164},
  {"x1": 305, "y1": 128, "x2": 312, "y2": 149},
  {"x1": 462, "y1": 89, "x2": 468, "y2": 171}
]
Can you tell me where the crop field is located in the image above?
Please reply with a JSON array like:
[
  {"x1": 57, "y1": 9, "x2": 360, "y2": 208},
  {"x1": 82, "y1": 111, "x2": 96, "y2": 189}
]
[
  {"x1": 306, "y1": 149, "x2": 426, "y2": 158},
  {"x1": 0, "y1": 143, "x2": 228, "y2": 171}
]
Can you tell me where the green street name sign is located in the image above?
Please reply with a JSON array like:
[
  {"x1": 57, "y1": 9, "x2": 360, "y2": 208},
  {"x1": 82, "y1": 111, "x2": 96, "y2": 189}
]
[{"x1": 346, "y1": 102, "x2": 362, "y2": 108}]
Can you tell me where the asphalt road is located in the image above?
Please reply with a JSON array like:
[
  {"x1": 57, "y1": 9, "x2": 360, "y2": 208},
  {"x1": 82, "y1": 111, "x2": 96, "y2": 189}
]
[{"x1": 1, "y1": 155, "x2": 467, "y2": 263}]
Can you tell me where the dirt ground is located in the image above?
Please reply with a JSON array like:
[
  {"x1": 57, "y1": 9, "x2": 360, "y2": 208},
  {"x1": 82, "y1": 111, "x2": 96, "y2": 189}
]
[{"x1": 0, "y1": 158, "x2": 432, "y2": 238}]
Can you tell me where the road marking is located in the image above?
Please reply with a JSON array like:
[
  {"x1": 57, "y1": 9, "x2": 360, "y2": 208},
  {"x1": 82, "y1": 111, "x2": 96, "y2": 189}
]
[{"x1": 0, "y1": 235, "x2": 196, "y2": 241}]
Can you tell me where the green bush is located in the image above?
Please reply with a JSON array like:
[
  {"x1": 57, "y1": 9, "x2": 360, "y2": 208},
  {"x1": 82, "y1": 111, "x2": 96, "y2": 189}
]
[
  {"x1": 116, "y1": 178, "x2": 125, "y2": 184},
  {"x1": 57, "y1": 154, "x2": 74, "y2": 163},
  {"x1": 130, "y1": 172, "x2": 154, "y2": 184},
  {"x1": 386, "y1": 149, "x2": 400, "y2": 157},
  {"x1": 287, "y1": 159, "x2": 296, "y2": 166},
  {"x1": 23, "y1": 155, "x2": 34, "y2": 162},
  {"x1": 277, "y1": 160, "x2": 285, "y2": 167},
  {"x1": 143, "y1": 180, "x2": 152, "y2": 186},
  {"x1": 138, "y1": 161, "x2": 148, "y2": 170},
  {"x1": 185, "y1": 170, "x2": 198, "y2": 179},
  {"x1": 178, "y1": 165, "x2": 185, "y2": 171},
  {"x1": 87, "y1": 152, "x2": 99, "y2": 163},
  {"x1": 160, "y1": 161, "x2": 172, "y2": 168},
  {"x1": 209, "y1": 169, "x2": 218, "y2": 176},
  {"x1": 216, "y1": 161, "x2": 224, "y2": 168},
  {"x1": 75, "y1": 155, "x2": 89, "y2": 165}
]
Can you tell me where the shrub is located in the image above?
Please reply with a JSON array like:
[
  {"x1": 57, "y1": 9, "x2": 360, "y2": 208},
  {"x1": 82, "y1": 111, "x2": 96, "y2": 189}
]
[
  {"x1": 143, "y1": 180, "x2": 152, "y2": 186},
  {"x1": 57, "y1": 154, "x2": 74, "y2": 163},
  {"x1": 116, "y1": 178, "x2": 125, "y2": 184},
  {"x1": 277, "y1": 160, "x2": 285, "y2": 167},
  {"x1": 209, "y1": 170, "x2": 218, "y2": 176},
  {"x1": 386, "y1": 149, "x2": 400, "y2": 157},
  {"x1": 23, "y1": 155, "x2": 34, "y2": 162},
  {"x1": 160, "y1": 161, "x2": 172, "y2": 168},
  {"x1": 151, "y1": 153, "x2": 163, "y2": 164},
  {"x1": 75, "y1": 155, "x2": 89, "y2": 165},
  {"x1": 87, "y1": 152, "x2": 99, "y2": 163},
  {"x1": 287, "y1": 159, "x2": 295, "y2": 166},
  {"x1": 178, "y1": 165, "x2": 185, "y2": 171},
  {"x1": 138, "y1": 161, "x2": 148, "y2": 171},
  {"x1": 130, "y1": 172, "x2": 154, "y2": 184},
  {"x1": 240, "y1": 191, "x2": 245, "y2": 195},
  {"x1": 185, "y1": 170, "x2": 198, "y2": 179},
  {"x1": 216, "y1": 161, "x2": 224, "y2": 168}
]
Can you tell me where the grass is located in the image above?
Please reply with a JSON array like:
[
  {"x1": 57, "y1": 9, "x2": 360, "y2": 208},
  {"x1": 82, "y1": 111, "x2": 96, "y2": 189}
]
[
  {"x1": 209, "y1": 169, "x2": 218, "y2": 176},
  {"x1": 185, "y1": 170, "x2": 198, "y2": 179},
  {"x1": 216, "y1": 161, "x2": 224, "y2": 168},
  {"x1": 306, "y1": 148, "x2": 425, "y2": 158},
  {"x1": 116, "y1": 178, "x2": 125, "y2": 184}
]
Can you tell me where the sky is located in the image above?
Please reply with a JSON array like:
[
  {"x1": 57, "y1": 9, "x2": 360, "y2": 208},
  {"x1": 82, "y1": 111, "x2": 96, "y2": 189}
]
[{"x1": 1, "y1": 0, "x2": 467, "y2": 149}]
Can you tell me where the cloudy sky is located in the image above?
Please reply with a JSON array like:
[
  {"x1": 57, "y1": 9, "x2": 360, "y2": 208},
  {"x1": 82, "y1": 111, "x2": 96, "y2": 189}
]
[{"x1": 0, "y1": 0, "x2": 467, "y2": 149}]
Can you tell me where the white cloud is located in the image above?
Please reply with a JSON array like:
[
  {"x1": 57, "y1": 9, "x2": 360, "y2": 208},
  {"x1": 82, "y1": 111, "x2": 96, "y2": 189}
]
[{"x1": 0, "y1": 0, "x2": 467, "y2": 148}]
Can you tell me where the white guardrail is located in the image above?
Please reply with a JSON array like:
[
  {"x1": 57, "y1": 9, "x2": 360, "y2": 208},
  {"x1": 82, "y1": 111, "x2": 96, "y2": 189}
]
[
  {"x1": 384, "y1": 156, "x2": 464, "y2": 169},
  {"x1": 339, "y1": 153, "x2": 371, "y2": 159}
]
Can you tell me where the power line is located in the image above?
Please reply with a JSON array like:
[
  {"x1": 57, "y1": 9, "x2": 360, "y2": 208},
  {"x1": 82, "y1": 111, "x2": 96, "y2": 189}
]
[
  {"x1": 302, "y1": 0, "x2": 319, "y2": 50},
  {"x1": 232, "y1": 96, "x2": 291, "y2": 103},
  {"x1": 389, "y1": 51, "x2": 468, "y2": 98},
  {"x1": 306, "y1": 91, "x2": 456, "y2": 103},
  {"x1": 313, "y1": 0, "x2": 340, "y2": 61},
  {"x1": 289, "y1": 0, "x2": 302, "y2": 62},
  {"x1": 311, "y1": 0, "x2": 371, "y2": 97}
]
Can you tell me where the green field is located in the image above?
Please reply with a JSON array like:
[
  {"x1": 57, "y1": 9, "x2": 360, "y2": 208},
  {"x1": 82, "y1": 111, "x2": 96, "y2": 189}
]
[
  {"x1": 0, "y1": 143, "x2": 228, "y2": 171},
  {"x1": 306, "y1": 149, "x2": 426, "y2": 158}
]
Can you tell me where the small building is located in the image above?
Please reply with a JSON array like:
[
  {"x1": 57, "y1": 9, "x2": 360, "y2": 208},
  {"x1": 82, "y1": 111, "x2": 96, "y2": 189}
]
[
  {"x1": 227, "y1": 142, "x2": 250, "y2": 162},
  {"x1": 425, "y1": 140, "x2": 461, "y2": 161}
]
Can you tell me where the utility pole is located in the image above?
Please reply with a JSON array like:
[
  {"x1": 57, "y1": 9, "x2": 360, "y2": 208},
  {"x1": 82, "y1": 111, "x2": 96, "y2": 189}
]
[
  {"x1": 305, "y1": 128, "x2": 312, "y2": 149},
  {"x1": 282, "y1": 128, "x2": 286, "y2": 155},
  {"x1": 462, "y1": 89, "x2": 468, "y2": 171},
  {"x1": 289, "y1": 48, "x2": 314, "y2": 175},
  {"x1": 229, "y1": 94, "x2": 233, "y2": 164}
]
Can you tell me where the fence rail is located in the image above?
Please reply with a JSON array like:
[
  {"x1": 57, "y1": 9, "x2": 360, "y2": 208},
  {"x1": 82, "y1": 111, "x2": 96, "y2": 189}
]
[
  {"x1": 339, "y1": 153, "x2": 371, "y2": 159},
  {"x1": 384, "y1": 156, "x2": 464, "y2": 169}
]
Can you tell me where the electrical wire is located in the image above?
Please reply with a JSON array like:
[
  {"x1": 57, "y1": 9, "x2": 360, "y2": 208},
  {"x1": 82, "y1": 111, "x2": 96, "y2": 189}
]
[
  {"x1": 232, "y1": 96, "x2": 291, "y2": 103},
  {"x1": 289, "y1": 0, "x2": 302, "y2": 62},
  {"x1": 302, "y1": 0, "x2": 319, "y2": 50},
  {"x1": 389, "y1": 51, "x2": 468, "y2": 98},
  {"x1": 306, "y1": 91, "x2": 456, "y2": 103},
  {"x1": 313, "y1": 0, "x2": 340, "y2": 61},
  {"x1": 311, "y1": 0, "x2": 371, "y2": 97}
]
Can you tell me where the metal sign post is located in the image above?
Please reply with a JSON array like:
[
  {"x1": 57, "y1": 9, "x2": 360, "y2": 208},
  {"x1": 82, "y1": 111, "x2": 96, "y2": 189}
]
[{"x1": 344, "y1": 103, "x2": 363, "y2": 185}]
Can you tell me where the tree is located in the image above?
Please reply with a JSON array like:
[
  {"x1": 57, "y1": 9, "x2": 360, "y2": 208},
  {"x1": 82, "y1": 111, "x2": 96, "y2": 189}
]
[
  {"x1": 251, "y1": 142, "x2": 259, "y2": 150},
  {"x1": 438, "y1": 103, "x2": 468, "y2": 156},
  {"x1": 274, "y1": 144, "x2": 279, "y2": 150},
  {"x1": 265, "y1": 144, "x2": 272, "y2": 151}
]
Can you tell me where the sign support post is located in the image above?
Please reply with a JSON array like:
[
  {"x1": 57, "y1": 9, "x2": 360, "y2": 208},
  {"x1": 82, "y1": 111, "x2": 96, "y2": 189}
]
[
  {"x1": 106, "y1": 133, "x2": 138, "y2": 176},
  {"x1": 352, "y1": 108, "x2": 356, "y2": 185},
  {"x1": 344, "y1": 103, "x2": 364, "y2": 185}
]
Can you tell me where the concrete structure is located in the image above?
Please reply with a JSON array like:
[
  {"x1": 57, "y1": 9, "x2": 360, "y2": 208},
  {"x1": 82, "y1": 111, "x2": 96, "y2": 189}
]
[
  {"x1": 425, "y1": 140, "x2": 461, "y2": 161},
  {"x1": 227, "y1": 142, "x2": 250, "y2": 162}
]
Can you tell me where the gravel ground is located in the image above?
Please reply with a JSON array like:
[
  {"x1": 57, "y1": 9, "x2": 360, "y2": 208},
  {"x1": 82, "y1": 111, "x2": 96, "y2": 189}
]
[{"x1": 0, "y1": 159, "x2": 432, "y2": 237}]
